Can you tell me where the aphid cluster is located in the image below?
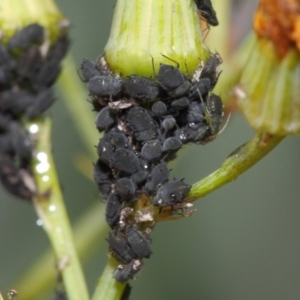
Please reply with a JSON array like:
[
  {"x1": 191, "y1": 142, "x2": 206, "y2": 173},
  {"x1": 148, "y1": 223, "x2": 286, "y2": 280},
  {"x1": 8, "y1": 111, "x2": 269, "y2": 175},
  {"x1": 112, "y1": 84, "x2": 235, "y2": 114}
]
[
  {"x1": 82, "y1": 50, "x2": 223, "y2": 282},
  {"x1": 0, "y1": 23, "x2": 69, "y2": 200}
]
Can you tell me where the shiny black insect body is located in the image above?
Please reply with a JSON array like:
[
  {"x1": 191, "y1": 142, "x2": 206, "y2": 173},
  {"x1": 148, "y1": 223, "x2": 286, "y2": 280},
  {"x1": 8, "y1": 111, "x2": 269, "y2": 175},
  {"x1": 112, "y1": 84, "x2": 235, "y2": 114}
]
[
  {"x1": 195, "y1": 0, "x2": 219, "y2": 27},
  {"x1": 178, "y1": 123, "x2": 209, "y2": 143},
  {"x1": 106, "y1": 130, "x2": 128, "y2": 149},
  {"x1": 46, "y1": 35, "x2": 70, "y2": 63},
  {"x1": 0, "y1": 157, "x2": 34, "y2": 200},
  {"x1": 141, "y1": 139, "x2": 162, "y2": 162},
  {"x1": 144, "y1": 162, "x2": 169, "y2": 195},
  {"x1": 112, "y1": 148, "x2": 141, "y2": 176},
  {"x1": 32, "y1": 57, "x2": 61, "y2": 91},
  {"x1": 97, "y1": 139, "x2": 114, "y2": 166},
  {"x1": 170, "y1": 97, "x2": 190, "y2": 111},
  {"x1": 80, "y1": 58, "x2": 102, "y2": 82},
  {"x1": 114, "y1": 259, "x2": 143, "y2": 283},
  {"x1": 189, "y1": 77, "x2": 212, "y2": 100},
  {"x1": 187, "y1": 101, "x2": 205, "y2": 124},
  {"x1": 127, "y1": 106, "x2": 157, "y2": 142},
  {"x1": 9, "y1": 121, "x2": 33, "y2": 162},
  {"x1": 157, "y1": 63, "x2": 191, "y2": 98},
  {"x1": 152, "y1": 179, "x2": 191, "y2": 207},
  {"x1": 93, "y1": 160, "x2": 114, "y2": 198},
  {"x1": 200, "y1": 53, "x2": 222, "y2": 84},
  {"x1": 0, "y1": 90, "x2": 34, "y2": 117},
  {"x1": 95, "y1": 106, "x2": 116, "y2": 132},
  {"x1": 107, "y1": 230, "x2": 135, "y2": 264},
  {"x1": 162, "y1": 137, "x2": 182, "y2": 153},
  {"x1": 123, "y1": 75, "x2": 160, "y2": 102},
  {"x1": 15, "y1": 46, "x2": 42, "y2": 86},
  {"x1": 26, "y1": 89, "x2": 55, "y2": 119},
  {"x1": 161, "y1": 115, "x2": 176, "y2": 134},
  {"x1": 88, "y1": 75, "x2": 122, "y2": 98},
  {"x1": 151, "y1": 101, "x2": 167, "y2": 118},
  {"x1": 106, "y1": 193, "x2": 122, "y2": 228},
  {"x1": 126, "y1": 226, "x2": 152, "y2": 259},
  {"x1": 131, "y1": 168, "x2": 148, "y2": 186},
  {"x1": 7, "y1": 23, "x2": 44, "y2": 51},
  {"x1": 116, "y1": 177, "x2": 136, "y2": 202}
]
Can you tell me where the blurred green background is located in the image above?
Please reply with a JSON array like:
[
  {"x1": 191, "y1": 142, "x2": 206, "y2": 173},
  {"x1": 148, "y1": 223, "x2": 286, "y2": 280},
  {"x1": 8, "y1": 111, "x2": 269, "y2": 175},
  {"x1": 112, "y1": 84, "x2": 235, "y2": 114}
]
[{"x1": 1, "y1": 0, "x2": 300, "y2": 299}]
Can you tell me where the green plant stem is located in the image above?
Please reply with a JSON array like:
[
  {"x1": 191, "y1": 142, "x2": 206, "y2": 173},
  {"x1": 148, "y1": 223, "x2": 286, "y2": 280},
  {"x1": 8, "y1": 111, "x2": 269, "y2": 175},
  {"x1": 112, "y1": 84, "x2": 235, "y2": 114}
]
[
  {"x1": 14, "y1": 201, "x2": 108, "y2": 300},
  {"x1": 91, "y1": 257, "x2": 126, "y2": 300},
  {"x1": 58, "y1": 55, "x2": 99, "y2": 159},
  {"x1": 186, "y1": 132, "x2": 285, "y2": 202},
  {"x1": 30, "y1": 118, "x2": 89, "y2": 300}
]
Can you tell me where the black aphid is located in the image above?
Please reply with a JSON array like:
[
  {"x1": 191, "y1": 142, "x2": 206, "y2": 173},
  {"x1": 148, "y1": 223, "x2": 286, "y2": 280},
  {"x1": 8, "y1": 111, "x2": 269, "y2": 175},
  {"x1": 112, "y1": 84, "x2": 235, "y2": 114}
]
[
  {"x1": 93, "y1": 160, "x2": 113, "y2": 198},
  {"x1": 95, "y1": 106, "x2": 116, "y2": 132},
  {"x1": 162, "y1": 137, "x2": 182, "y2": 153},
  {"x1": 170, "y1": 97, "x2": 190, "y2": 111},
  {"x1": 9, "y1": 121, "x2": 33, "y2": 162},
  {"x1": 127, "y1": 106, "x2": 157, "y2": 142},
  {"x1": 15, "y1": 46, "x2": 42, "y2": 85},
  {"x1": 152, "y1": 180, "x2": 191, "y2": 207},
  {"x1": 32, "y1": 57, "x2": 61, "y2": 91},
  {"x1": 157, "y1": 63, "x2": 191, "y2": 98},
  {"x1": 97, "y1": 139, "x2": 114, "y2": 166},
  {"x1": 7, "y1": 23, "x2": 44, "y2": 51},
  {"x1": 88, "y1": 75, "x2": 122, "y2": 98},
  {"x1": 123, "y1": 75, "x2": 160, "y2": 101},
  {"x1": 151, "y1": 100, "x2": 167, "y2": 118},
  {"x1": 80, "y1": 58, "x2": 102, "y2": 82},
  {"x1": 106, "y1": 193, "x2": 122, "y2": 228},
  {"x1": 200, "y1": 53, "x2": 222, "y2": 85},
  {"x1": 107, "y1": 230, "x2": 135, "y2": 264},
  {"x1": 0, "y1": 157, "x2": 34, "y2": 200},
  {"x1": 0, "y1": 90, "x2": 34, "y2": 117},
  {"x1": 126, "y1": 226, "x2": 152, "y2": 259},
  {"x1": 180, "y1": 123, "x2": 209, "y2": 143},
  {"x1": 195, "y1": 0, "x2": 219, "y2": 27},
  {"x1": 187, "y1": 101, "x2": 205, "y2": 124},
  {"x1": 189, "y1": 78, "x2": 212, "y2": 100},
  {"x1": 112, "y1": 148, "x2": 141, "y2": 176},
  {"x1": 144, "y1": 162, "x2": 169, "y2": 195},
  {"x1": 114, "y1": 259, "x2": 143, "y2": 283},
  {"x1": 131, "y1": 168, "x2": 148, "y2": 186},
  {"x1": 141, "y1": 139, "x2": 162, "y2": 162},
  {"x1": 26, "y1": 89, "x2": 56, "y2": 119},
  {"x1": 47, "y1": 35, "x2": 70, "y2": 63},
  {"x1": 115, "y1": 177, "x2": 136, "y2": 202},
  {"x1": 161, "y1": 116, "x2": 176, "y2": 133},
  {"x1": 106, "y1": 130, "x2": 128, "y2": 149}
]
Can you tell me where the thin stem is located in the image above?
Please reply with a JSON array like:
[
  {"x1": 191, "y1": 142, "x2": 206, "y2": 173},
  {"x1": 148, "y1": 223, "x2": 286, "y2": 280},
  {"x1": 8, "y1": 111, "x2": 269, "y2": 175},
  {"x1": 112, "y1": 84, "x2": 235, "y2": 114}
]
[
  {"x1": 30, "y1": 118, "x2": 89, "y2": 300},
  {"x1": 57, "y1": 55, "x2": 100, "y2": 159},
  {"x1": 91, "y1": 257, "x2": 126, "y2": 300},
  {"x1": 14, "y1": 201, "x2": 108, "y2": 300},
  {"x1": 186, "y1": 132, "x2": 285, "y2": 202}
]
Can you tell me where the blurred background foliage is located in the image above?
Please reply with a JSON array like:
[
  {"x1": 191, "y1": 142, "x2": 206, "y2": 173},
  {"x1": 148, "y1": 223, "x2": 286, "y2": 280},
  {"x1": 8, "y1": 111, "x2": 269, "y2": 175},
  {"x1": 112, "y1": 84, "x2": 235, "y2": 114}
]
[{"x1": 0, "y1": 0, "x2": 300, "y2": 299}]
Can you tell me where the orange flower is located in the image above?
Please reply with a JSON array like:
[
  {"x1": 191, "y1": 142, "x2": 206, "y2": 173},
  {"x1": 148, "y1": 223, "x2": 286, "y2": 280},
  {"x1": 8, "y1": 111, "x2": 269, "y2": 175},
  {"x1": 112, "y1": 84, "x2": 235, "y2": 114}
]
[{"x1": 254, "y1": 0, "x2": 300, "y2": 57}]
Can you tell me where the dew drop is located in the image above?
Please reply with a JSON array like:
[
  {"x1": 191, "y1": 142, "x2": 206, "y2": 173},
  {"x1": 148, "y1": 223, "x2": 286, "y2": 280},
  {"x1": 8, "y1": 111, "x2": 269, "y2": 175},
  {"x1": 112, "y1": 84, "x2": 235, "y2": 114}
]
[
  {"x1": 49, "y1": 205, "x2": 56, "y2": 212},
  {"x1": 42, "y1": 175, "x2": 49, "y2": 182},
  {"x1": 36, "y1": 219, "x2": 43, "y2": 226},
  {"x1": 29, "y1": 124, "x2": 39, "y2": 134}
]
